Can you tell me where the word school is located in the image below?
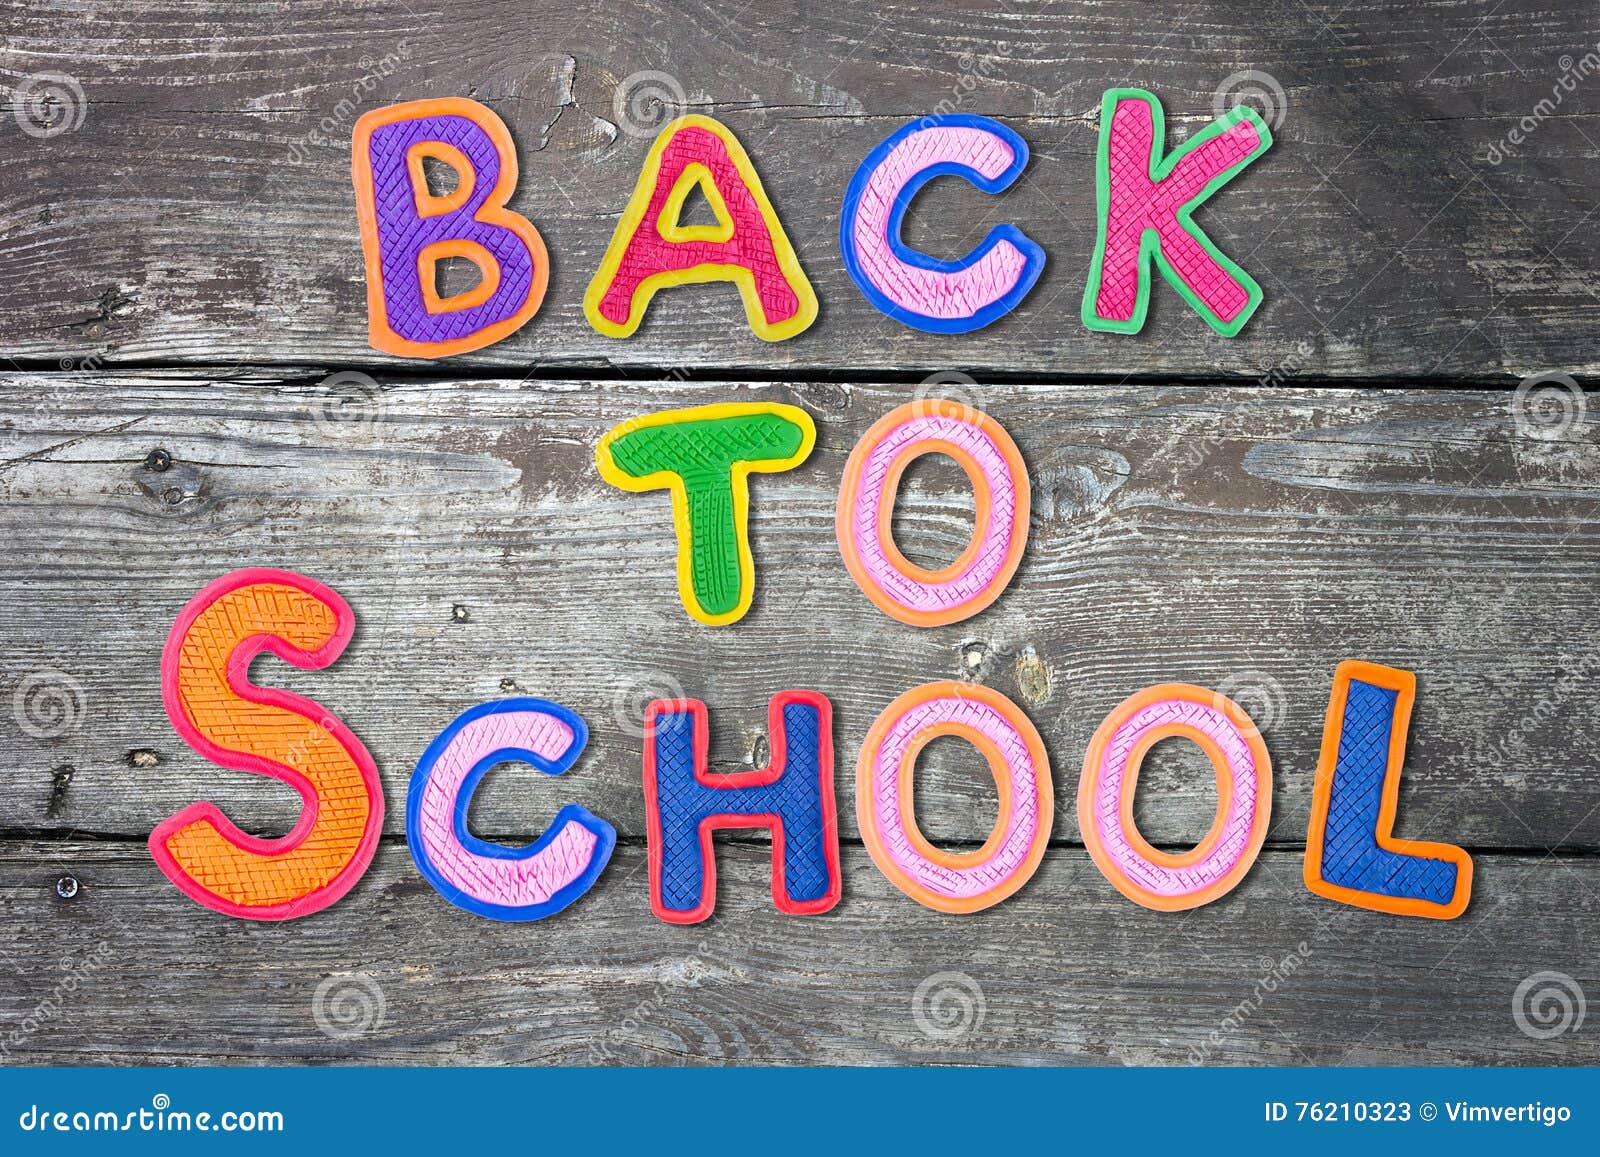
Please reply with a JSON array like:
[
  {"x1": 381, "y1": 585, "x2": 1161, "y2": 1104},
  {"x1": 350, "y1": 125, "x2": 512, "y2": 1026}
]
[
  {"x1": 351, "y1": 87, "x2": 1274, "y2": 357},
  {"x1": 148, "y1": 398, "x2": 1471, "y2": 929}
]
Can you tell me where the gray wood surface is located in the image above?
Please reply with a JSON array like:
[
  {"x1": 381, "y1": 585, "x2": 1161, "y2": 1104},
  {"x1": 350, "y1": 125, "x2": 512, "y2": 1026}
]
[
  {"x1": 0, "y1": 0, "x2": 1596, "y2": 379},
  {"x1": 1, "y1": 841, "x2": 1595, "y2": 1065},
  {"x1": 0, "y1": 373, "x2": 1596, "y2": 1064},
  {"x1": 2, "y1": 375, "x2": 1597, "y2": 850},
  {"x1": 2, "y1": 0, "x2": 1597, "y2": 1067}
]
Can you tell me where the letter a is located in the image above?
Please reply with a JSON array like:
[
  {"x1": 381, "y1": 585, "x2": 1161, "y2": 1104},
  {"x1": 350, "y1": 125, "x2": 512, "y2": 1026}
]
[
  {"x1": 585, "y1": 115, "x2": 817, "y2": 340},
  {"x1": 1082, "y1": 88, "x2": 1272, "y2": 337}
]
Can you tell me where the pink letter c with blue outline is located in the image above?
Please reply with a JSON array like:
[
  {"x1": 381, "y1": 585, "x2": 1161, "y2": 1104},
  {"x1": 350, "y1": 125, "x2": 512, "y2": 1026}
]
[
  {"x1": 1082, "y1": 88, "x2": 1272, "y2": 337},
  {"x1": 840, "y1": 114, "x2": 1045, "y2": 333},
  {"x1": 406, "y1": 698, "x2": 615, "y2": 921}
]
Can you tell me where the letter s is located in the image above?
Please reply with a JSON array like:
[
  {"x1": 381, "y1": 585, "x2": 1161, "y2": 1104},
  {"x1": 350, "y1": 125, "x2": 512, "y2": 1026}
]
[{"x1": 150, "y1": 568, "x2": 384, "y2": 919}]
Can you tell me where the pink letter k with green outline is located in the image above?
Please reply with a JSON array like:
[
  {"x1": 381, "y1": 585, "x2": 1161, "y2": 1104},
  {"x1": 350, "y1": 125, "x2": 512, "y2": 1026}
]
[{"x1": 1081, "y1": 88, "x2": 1273, "y2": 337}]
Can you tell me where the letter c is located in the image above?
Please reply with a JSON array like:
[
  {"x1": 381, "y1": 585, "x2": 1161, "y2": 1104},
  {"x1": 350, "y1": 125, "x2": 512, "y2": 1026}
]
[{"x1": 840, "y1": 114, "x2": 1045, "y2": 332}]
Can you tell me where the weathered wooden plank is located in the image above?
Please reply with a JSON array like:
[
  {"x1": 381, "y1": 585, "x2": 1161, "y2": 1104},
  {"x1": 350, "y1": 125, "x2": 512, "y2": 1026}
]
[
  {"x1": 1, "y1": 0, "x2": 1597, "y2": 377},
  {"x1": 0, "y1": 840, "x2": 1593, "y2": 1064},
  {"x1": 2, "y1": 373, "x2": 1596, "y2": 850}
]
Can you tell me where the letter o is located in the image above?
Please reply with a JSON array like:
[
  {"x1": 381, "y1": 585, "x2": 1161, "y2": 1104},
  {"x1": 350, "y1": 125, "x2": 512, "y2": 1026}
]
[
  {"x1": 1077, "y1": 684, "x2": 1271, "y2": 911},
  {"x1": 836, "y1": 400, "x2": 1029, "y2": 627},
  {"x1": 857, "y1": 681, "x2": 1052, "y2": 913}
]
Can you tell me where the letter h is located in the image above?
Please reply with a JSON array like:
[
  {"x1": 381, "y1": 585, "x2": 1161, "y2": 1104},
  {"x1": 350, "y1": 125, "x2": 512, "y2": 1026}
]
[{"x1": 643, "y1": 691, "x2": 840, "y2": 923}]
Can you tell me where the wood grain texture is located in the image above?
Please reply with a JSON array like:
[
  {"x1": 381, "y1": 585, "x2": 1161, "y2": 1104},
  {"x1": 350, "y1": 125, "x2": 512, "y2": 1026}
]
[
  {"x1": 3, "y1": 0, "x2": 1598, "y2": 1064},
  {"x1": 0, "y1": 840, "x2": 1594, "y2": 1065},
  {"x1": 2, "y1": 373, "x2": 1596, "y2": 854},
  {"x1": 1, "y1": 0, "x2": 1597, "y2": 378}
]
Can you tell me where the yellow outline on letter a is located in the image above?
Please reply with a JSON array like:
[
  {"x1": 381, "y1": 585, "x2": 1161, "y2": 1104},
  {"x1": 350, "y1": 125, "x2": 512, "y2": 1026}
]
[{"x1": 584, "y1": 115, "x2": 818, "y2": 341}]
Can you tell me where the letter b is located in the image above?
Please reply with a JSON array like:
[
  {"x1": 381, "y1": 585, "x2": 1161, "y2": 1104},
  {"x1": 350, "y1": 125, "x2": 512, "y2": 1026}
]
[{"x1": 352, "y1": 98, "x2": 549, "y2": 357}]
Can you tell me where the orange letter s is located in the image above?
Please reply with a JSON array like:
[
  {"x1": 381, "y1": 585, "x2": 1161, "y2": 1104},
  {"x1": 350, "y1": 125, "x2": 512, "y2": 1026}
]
[{"x1": 151, "y1": 568, "x2": 384, "y2": 919}]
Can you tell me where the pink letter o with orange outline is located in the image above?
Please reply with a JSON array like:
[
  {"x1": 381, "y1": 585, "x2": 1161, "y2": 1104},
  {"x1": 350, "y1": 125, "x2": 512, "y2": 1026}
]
[
  {"x1": 858, "y1": 681, "x2": 1052, "y2": 913},
  {"x1": 836, "y1": 400, "x2": 1029, "y2": 628},
  {"x1": 1077, "y1": 684, "x2": 1272, "y2": 911}
]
